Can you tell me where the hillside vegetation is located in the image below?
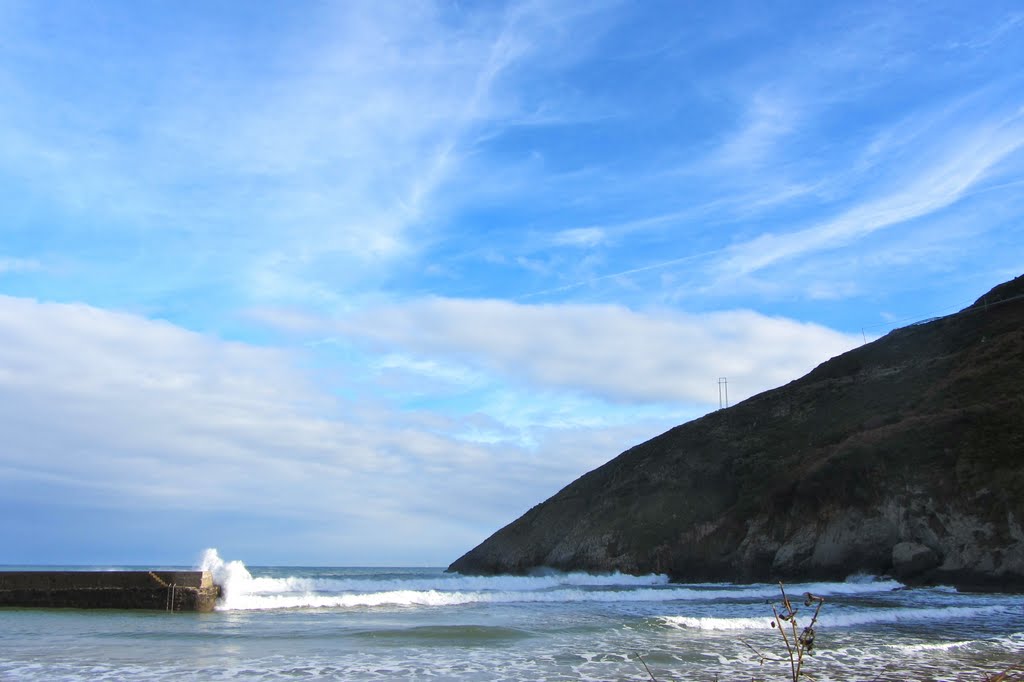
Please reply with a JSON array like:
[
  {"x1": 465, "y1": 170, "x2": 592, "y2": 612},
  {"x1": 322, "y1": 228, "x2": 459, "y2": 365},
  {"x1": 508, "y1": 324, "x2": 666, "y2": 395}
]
[{"x1": 449, "y1": 275, "x2": 1024, "y2": 589}]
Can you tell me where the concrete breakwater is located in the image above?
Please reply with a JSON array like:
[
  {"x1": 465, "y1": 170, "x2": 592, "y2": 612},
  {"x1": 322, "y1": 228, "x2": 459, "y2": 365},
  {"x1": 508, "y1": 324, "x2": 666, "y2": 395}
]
[{"x1": 0, "y1": 571, "x2": 221, "y2": 612}]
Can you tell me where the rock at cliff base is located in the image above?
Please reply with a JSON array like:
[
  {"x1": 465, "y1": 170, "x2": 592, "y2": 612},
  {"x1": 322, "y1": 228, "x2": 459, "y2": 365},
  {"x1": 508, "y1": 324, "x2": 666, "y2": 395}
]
[{"x1": 891, "y1": 542, "x2": 941, "y2": 579}]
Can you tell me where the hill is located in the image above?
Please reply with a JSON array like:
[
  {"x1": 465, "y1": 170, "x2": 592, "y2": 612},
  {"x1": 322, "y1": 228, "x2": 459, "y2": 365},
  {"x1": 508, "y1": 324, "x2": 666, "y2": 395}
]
[{"x1": 448, "y1": 275, "x2": 1024, "y2": 589}]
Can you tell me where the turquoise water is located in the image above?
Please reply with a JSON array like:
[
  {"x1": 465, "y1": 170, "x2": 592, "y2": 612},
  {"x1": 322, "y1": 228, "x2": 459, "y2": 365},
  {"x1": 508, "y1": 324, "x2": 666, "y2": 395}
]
[{"x1": 0, "y1": 553, "x2": 1021, "y2": 681}]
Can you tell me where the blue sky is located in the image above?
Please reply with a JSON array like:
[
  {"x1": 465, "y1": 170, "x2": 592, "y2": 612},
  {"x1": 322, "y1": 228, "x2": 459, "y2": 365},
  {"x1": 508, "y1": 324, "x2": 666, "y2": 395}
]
[{"x1": 1, "y1": 1, "x2": 1022, "y2": 566}]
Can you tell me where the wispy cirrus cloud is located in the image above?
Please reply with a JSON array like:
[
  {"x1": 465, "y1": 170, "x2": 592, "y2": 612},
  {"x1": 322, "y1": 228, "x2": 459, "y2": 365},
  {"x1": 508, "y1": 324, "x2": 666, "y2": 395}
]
[
  {"x1": 715, "y1": 113, "x2": 1024, "y2": 280},
  {"x1": 499, "y1": 50, "x2": 1024, "y2": 307},
  {"x1": 549, "y1": 110, "x2": 1024, "y2": 304},
  {"x1": 0, "y1": 1, "x2": 612, "y2": 309},
  {"x1": 712, "y1": 89, "x2": 802, "y2": 171},
  {"x1": 0, "y1": 257, "x2": 41, "y2": 274}
]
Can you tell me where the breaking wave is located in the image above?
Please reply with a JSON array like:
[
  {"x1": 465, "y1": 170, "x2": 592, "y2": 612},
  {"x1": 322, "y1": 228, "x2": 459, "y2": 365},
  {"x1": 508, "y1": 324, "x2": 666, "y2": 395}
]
[{"x1": 197, "y1": 548, "x2": 904, "y2": 612}]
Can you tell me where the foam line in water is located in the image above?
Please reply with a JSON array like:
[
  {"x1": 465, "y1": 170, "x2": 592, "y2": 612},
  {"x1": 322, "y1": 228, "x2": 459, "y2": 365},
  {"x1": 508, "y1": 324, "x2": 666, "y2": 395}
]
[
  {"x1": 213, "y1": 583, "x2": 908, "y2": 612},
  {"x1": 886, "y1": 640, "x2": 974, "y2": 652},
  {"x1": 211, "y1": 581, "x2": 909, "y2": 614},
  {"x1": 212, "y1": 587, "x2": 748, "y2": 611},
  {"x1": 662, "y1": 605, "x2": 1011, "y2": 631},
  {"x1": 655, "y1": 579, "x2": 904, "y2": 602},
  {"x1": 242, "y1": 571, "x2": 673, "y2": 595}
]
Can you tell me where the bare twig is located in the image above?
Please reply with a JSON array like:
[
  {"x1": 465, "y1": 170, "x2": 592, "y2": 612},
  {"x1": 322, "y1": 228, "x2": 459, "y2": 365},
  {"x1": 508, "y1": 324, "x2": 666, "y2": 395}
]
[
  {"x1": 984, "y1": 657, "x2": 1024, "y2": 681},
  {"x1": 771, "y1": 582, "x2": 825, "y2": 681},
  {"x1": 741, "y1": 638, "x2": 780, "y2": 665},
  {"x1": 635, "y1": 651, "x2": 658, "y2": 682}
]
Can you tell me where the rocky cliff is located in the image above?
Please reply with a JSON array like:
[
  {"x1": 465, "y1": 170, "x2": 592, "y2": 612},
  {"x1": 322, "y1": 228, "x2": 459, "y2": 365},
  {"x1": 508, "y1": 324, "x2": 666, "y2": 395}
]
[{"x1": 449, "y1": 275, "x2": 1024, "y2": 589}]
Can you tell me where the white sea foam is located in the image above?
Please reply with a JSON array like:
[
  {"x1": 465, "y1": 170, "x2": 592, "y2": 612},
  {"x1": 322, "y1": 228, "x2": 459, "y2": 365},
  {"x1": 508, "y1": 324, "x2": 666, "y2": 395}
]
[
  {"x1": 664, "y1": 577, "x2": 904, "y2": 601},
  {"x1": 662, "y1": 605, "x2": 1011, "y2": 631},
  {"x1": 198, "y1": 548, "x2": 265, "y2": 607},
  {"x1": 887, "y1": 639, "x2": 975, "y2": 652},
  {"x1": 211, "y1": 586, "x2": 762, "y2": 611},
  {"x1": 197, "y1": 549, "x2": 911, "y2": 613},
  {"x1": 199, "y1": 549, "x2": 686, "y2": 610},
  {"x1": 242, "y1": 570, "x2": 672, "y2": 595}
]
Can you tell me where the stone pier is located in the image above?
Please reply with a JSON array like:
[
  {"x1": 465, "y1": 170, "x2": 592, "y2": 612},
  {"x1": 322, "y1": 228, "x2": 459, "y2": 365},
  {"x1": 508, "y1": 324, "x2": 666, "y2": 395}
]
[{"x1": 0, "y1": 571, "x2": 221, "y2": 612}]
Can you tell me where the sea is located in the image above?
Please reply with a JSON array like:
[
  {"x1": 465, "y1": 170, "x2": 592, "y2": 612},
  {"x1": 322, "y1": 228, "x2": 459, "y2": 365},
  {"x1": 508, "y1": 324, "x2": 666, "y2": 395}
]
[{"x1": 1, "y1": 549, "x2": 1021, "y2": 681}]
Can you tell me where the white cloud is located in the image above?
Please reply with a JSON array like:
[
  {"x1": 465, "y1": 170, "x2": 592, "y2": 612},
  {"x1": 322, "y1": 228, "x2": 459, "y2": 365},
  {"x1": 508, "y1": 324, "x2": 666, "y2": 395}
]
[
  {"x1": 550, "y1": 227, "x2": 608, "y2": 248},
  {"x1": 0, "y1": 294, "x2": 683, "y2": 563},
  {"x1": 339, "y1": 297, "x2": 862, "y2": 404},
  {"x1": 0, "y1": 257, "x2": 40, "y2": 274},
  {"x1": 713, "y1": 89, "x2": 800, "y2": 170},
  {"x1": 0, "y1": 295, "x2": 355, "y2": 505}
]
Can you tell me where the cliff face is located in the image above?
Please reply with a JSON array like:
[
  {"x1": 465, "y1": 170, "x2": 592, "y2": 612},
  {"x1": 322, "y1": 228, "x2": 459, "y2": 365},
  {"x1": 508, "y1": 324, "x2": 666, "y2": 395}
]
[{"x1": 449, "y1": 276, "x2": 1024, "y2": 589}]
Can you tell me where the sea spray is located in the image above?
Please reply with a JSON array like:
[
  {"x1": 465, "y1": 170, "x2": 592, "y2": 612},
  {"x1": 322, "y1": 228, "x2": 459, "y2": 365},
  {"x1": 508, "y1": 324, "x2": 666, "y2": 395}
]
[{"x1": 198, "y1": 548, "x2": 255, "y2": 608}]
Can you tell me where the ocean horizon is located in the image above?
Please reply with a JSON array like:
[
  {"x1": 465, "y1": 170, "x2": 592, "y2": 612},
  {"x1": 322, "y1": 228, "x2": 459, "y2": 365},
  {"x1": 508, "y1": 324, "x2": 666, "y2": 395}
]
[{"x1": 0, "y1": 549, "x2": 1021, "y2": 681}]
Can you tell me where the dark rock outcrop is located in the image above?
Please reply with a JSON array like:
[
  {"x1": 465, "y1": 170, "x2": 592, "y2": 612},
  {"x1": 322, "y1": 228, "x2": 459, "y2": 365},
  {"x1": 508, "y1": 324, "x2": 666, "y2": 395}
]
[
  {"x1": 449, "y1": 275, "x2": 1024, "y2": 589},
  {"x1": 891, "y1": 542, "x2": 941, "y2": 579}
]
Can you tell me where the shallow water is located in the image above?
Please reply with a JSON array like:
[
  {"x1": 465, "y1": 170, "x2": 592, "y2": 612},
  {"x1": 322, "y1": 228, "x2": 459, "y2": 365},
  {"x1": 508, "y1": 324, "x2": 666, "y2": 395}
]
[{"x1": 1, "y1": 553, "x2": 1021, "y2": 681}]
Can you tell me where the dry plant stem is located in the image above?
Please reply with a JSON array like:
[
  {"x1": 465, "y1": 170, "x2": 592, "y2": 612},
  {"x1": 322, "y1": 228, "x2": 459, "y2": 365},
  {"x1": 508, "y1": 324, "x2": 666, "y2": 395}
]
[
  {"x1": 741, "y1": 639, "x2": 776, "y2": 665},
  {"x1": 772, "y1": 582, "x2": 825, "y2": 682},
  {"x1": 985, "y1": 658, "x2": 1024, "y2": 682},
  {"x1": 866, "y1": 667, "x2": 892, "y2": 682},
  {"x1": 635, "y1": 652, "x2": 658, "y2": 682},
  {"x1": 772, "y1": 602, "x2": 797, "y2": 681}
]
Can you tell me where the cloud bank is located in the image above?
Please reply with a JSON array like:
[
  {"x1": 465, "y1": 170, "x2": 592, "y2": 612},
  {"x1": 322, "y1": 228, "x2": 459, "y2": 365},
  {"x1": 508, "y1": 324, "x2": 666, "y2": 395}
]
[
  {"x1": 1, "y1": 293, "x2": 860, "y2": 563},
  {"x1": 339, "y1": 297, "x2": 862, "y2": 404}
]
